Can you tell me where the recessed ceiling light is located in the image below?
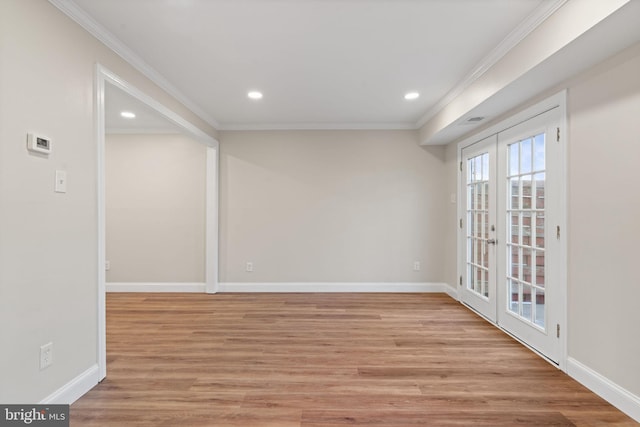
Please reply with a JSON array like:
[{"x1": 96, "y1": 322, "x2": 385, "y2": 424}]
[
  {"x1": 404, "y1": 92, "x2": 420, "y2": 100},
  {"x1": 247, "y1": 91, "x2": 263, "y2": 100},
  {"x1": 120, "y1": 111, "x2": 136, "y2": 119}
]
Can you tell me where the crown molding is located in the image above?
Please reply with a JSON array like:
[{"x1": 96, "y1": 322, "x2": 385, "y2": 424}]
[
  {"x1": 415, "y1": 0, "x2": 568, "y2": 129},
  {"x1": 48, "y1": 0, "x2": 220, "y2": 129},
  {"x1": 218, "y1": 122, "x2": 418, "y2": 131}
]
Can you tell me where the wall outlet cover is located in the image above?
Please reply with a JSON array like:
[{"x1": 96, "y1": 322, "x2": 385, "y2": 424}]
[{"x1": 40, "y1": 342, "x2": 53, "y2": 370}]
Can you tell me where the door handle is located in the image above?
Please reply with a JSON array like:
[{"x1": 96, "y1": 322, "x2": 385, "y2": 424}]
[{"x1": 487, "y1": 238, "x2": 497, "y2": 245}]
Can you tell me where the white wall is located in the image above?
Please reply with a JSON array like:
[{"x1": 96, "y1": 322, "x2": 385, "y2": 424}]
[
  {"x1": 219, "y1": 130, "x2": 447, "y2": 284},
  {"x1": 106, "y1": 133, "x2": 206, "y2": 283},
  {"x1": 443, "y1": 142, "x2": 459, "y2": 289},
  {"x1": 567, "y1": 44, "x2": 640, "y2": 397},
  {"x1": 0, "y1": 0, "x2": 215, "y2": 403}
]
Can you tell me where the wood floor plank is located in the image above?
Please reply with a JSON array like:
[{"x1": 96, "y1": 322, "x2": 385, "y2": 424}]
[
  {"x1": 301, "y1": 409, "x2": 577, "y2": 426},
  {"x1": 70, "y1": 293, "x2": 637, "y2": 426}
]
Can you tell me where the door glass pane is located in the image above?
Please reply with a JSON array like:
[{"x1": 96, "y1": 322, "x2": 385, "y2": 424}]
[
  {"x1": 534, "y1": 288, "x2": 545, "y2": 327},
  {"x1": 522, "y1": 211, "x2": 532, "y2": 247},
  {"x1": 509, "y1": 245, "x2": 519, "y2": 279},
  {"x1": 484, "y1": 212, "x2": 490, "y2": 239},
  {"x1": 521, "y1": 138, "x2": 532, "y2": 174},
  {"x1": 523, "y1": 178, "x2": 532, "y2": 209},
  {"x1": 535, "y1": 213, "x2": 545, "y2": 249},
  {"x1": 466, "y1": 152, "x2": 490, "y2": 300},
  {"x1": 505, "y1": 132, "x2": 546, "y2": 329},
  {"x1": 522, "y1": 247, "x2": 532, "y2": 283},
  {"x1": 483, "y1": 182, "x2": 489, "y2": 211},
  {"x1": 535, "y1": 173, "x2": 545, "y2": 210},
  {"x1": 469, "y1": 158, "x2": 474, "y2": 183},
  {"x1": 510, "y1": 213, "x2": 519, "y2": 244},
  {"x1": 509, "y1": 279, "x2": 519, "y2": 314},
  {"x1": 509, "y1": 143, "x2": 519, "y2": 177},
  {"x1": 509, "y1": 178, "x2": 520, "y2": 210},
  {"x1": 534, "y1": 134, "x2": 545, "y2": 171},
  {"x1": 536, "y1": 251, "x2": 545, "y2": 287},
  {"x1": 522, "y1": 284, "x2": 533, "y2": 321},
  {"x1": 483, "y1": 239, "x2": 489, "y2": 269}
]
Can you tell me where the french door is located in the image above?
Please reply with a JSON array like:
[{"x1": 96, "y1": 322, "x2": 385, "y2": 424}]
[
  {"x1": 461, "y1": 135, "x2": 497, "y2": 322},
  {"x1": 461, "y1": 107, "x2": 563, "y2": 364}
]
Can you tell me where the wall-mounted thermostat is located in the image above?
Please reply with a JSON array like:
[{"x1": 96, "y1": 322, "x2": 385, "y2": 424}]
[{"x1": 27, "y1": 133, "x2": 52, "y2": 155}]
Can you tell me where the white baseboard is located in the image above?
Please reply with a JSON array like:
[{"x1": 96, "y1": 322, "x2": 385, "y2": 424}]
[
  {"x1": 106, "y1": 282, "x2": 206, "y2": 292},
  {"x1": 217, "y1": 282, "x2": 452, "y2": 293},
  {"x1": 442, "y1": 284, "x2": 458, "y2": 300},
  {"x1": 40, "y1": 364, "x2": 99, "y2": 405},
  {"x1": 567, "y1": 357, "x2": 640, "y2": 423},
  {"x1": 106, "y1": 281, "x2": 459, "y2": 295}
]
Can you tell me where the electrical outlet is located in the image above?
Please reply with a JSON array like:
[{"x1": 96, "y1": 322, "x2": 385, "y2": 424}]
[
  {"x1": 105, "y1": 260, "x2": 110, "y2": 271},
  {"x1": 40, "y1": 342, "x2": 53, "y2": 370},
  {"x1": 246, "y1": 262, "x2": 254, "y2": 272},
  {"x1": 413, "y1": 261, "x2": 421, "y2": 271}
]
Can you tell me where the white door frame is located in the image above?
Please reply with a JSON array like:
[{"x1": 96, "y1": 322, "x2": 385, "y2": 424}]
[
  {"x1": 456, "y1": 91, "x2": 567, "y2": 371},
  {"x1": 95, "y1": 64, "x2": 219, "y2": 380}
]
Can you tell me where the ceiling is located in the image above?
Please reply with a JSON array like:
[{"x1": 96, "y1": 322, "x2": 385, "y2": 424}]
[
  {"x1": 52, "y1": 0, "x2": 640, "y2": 143},
  {"x1": 65, "y1": 0, "x2": 555, "y2": 130}
]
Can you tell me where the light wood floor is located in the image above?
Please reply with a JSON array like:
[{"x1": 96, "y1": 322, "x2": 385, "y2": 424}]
[{"x1": 72, "y1": 293, "x2": 636, "y2": 426}]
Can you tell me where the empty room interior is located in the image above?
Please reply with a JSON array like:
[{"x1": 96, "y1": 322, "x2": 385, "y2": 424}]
[{"x1": 1, "y1": 0, "x2": 640, "y2": 425}]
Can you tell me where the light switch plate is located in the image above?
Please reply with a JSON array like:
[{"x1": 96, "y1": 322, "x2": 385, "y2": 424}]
[{"x1": 55, "y1": 170, "x2": 67, "y2": 193}]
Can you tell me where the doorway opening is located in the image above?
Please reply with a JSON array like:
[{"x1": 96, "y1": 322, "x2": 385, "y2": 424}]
[{"x1": 95, "y1": 64, "x2": 219, "y2": 380}]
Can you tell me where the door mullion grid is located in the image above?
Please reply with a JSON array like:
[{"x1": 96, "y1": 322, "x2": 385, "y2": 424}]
[
  {"x1": 506, "y1": 136, "x2": 549, "y2": 329},
  {"x1": 517, "y1": 245, "x2": 523, "y2": 317},
  {"x1": 479, "y1": 179, "x2": 483, "y2": 296},
  {"x1": 466, "y1": 170, "x2": 473, "y2": 292},
  {"x1": 531, "y1": 204, "x2": 539, "y2": 326},
  {"x1": 465, "y1": 152, "x2": 491, "y2": 299},
  {"x1": 479, "y1": 164, "x2": 485, "y2": 296}
]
